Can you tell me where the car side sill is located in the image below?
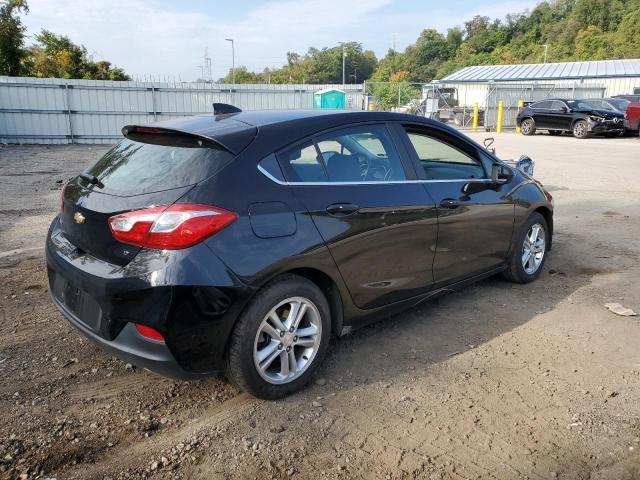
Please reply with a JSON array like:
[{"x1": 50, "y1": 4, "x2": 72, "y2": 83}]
[{"x1": 339, "y1": 265, "x2": 506, "y2": 336}]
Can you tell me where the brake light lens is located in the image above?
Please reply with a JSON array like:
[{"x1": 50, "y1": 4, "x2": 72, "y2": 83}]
[
  {"x1": 108, "y1": 203, "x2": 237, "y2": 249},
  {"x1": 134, "y1": 323, "x2": 165, "y2": 342}
]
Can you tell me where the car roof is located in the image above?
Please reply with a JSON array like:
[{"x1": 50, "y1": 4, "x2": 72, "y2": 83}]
[
  {"x1": 158, "y1": 109, "x2": 426, "y2": 131},
  {"x1": 135, "y1": 109, "x2": 435, "y2": 154}
]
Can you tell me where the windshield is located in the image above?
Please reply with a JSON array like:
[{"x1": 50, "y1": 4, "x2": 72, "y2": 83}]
[
  {"x1": 608, "y1": 99, "x2": 630, "y2": 111},
  {"x1": 84, "y1": 139, "x2": 233, "y2": 196},
  {"x1": 586, "y1": 99, "x2": 613, "y2": 110}
]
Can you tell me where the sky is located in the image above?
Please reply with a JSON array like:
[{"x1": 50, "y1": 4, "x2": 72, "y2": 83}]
[{"x1": 20, "y1": 0, "x2": 541, "y2": 81}]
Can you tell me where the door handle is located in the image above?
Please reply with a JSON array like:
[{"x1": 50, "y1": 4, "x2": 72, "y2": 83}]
[
  {"x1": 326, "y1": 203, "x2": 360, "y2": 216},
  {"x1": 439, "y1": 199, "x2": 462, "y2": 209}
]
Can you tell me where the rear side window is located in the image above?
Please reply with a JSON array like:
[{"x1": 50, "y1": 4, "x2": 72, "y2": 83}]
[
  {"x1": 279, "y1": 140, "x2": 327, "y2": 182},
  {"x1": 84, "y1": 139, "x2": 233, "y2": 195},
  {"x1": 277, "y1": 124, "x2": 407, "y2": 183},
  {"x1": 531, "y1": 101, "x2": 551, "y2": 109},
  {"x1": 549, "y1": 100, "x2": 566, "y2": 111}
]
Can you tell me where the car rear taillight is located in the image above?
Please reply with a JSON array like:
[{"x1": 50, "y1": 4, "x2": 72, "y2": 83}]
[
  {"x1": 108, "y1": 203, "x2": 237, "y2": 250},
  {"x1": 134, "y1": 323, "x2": 165, "y2": 342}
]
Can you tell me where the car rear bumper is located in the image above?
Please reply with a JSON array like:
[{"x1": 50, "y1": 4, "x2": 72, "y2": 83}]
[
  {"x1": 46, "y1": 216, "x2": 253, "y2": 378},
  {"x1": 50, "y1": 291, "x2": 207, "y2": 379}
]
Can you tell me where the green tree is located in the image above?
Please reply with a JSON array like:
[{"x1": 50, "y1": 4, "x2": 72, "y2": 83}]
[
  {"x1": 403, "y1": 29, "x2": 450, "y2": 81},
  {"x1": 224, "y1": 66, "x2": 265, "y2": 83},
  {"x1": 0, "y1": 0, "x2": 29, "y2": 76},
  {"x1": 370, "y1": 49, "x2": 406, "y2": 81},
  {"x1": 574, "y1": 25, "x2": 612, "y2": 60},
  {"x1": 613, "y1": 9, "x2": 640, "y2": 57},
  {"x1": 224, "y1": 42, "x2": 376, "y2": 84},
  {"x1": 30, "y1": 30, "x2": 86, "y2": 78},
  {"x1": 27, "y1": 29, "x2": 130, "y2": 80}
]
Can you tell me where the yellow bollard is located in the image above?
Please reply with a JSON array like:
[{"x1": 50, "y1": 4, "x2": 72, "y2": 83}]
[
  {"x1": 516, "y1": 100, "x2": 524, "y2": 133},
  {"x1": 497, "y1": 101, "x2": 504, "y2": 134},
  {"x1": 472, "y1": 103, "x2": 479, "y2": 132}
]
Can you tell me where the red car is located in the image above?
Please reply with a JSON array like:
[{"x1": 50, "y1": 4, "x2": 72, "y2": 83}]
[{"x1": 624, "y1": 103, "x2": 640, "y2": 135}]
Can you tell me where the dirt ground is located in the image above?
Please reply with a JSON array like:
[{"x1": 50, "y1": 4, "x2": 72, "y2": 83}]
[{"x1": 1, "y1": 131, "x2": 640, "y2": 480}]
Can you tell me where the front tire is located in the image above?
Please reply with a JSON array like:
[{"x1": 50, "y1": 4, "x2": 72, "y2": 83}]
[
  {"x1": 520, "y1": 118, "x2": 536, "y2": 136},
  {"x1": 501, "y1": 212, "x2": 549, "y2": 284},
  {"x1": 225, "y1": 275, "x2": 331, "y2": 400},
  {"x1": 572, "y1": 120, "x2": 590, "y2": 139}
]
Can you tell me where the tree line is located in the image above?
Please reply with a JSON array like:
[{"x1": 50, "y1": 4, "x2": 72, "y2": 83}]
[
  {"x1": 0, "y1": 0, "x2": 130, "y2": 80},
  {"x1": 224, "y1": 0, "x2": 640, "y2": 86}
]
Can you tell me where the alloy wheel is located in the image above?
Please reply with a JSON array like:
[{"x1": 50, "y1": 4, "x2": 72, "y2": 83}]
[
  {"x1": 522, "y1": 223, "x2": 546, "y2": 275},
  {"x1": 253, "y1": 297, "x2": 322, "y2": 385},
  {"x1": 573, "y1": 121, "x2": 586, "y2": 138},
  {"x1": 522, "y1": 119, "x2": 533, "y2": 134}
]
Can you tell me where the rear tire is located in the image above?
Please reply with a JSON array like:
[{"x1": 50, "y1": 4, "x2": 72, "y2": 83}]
[
  {"x1": 572, "y1": 120, "x2": 590, "y2": 139},
  {"x1": 520, "y1": 118, "x2": 536, "y2": 136},
  {"x1": 225, "y1": 274, "x2": 331, "y2": 400},
  {"x1": 501, "y1": 212, "x2": 549, "y2": 284}
]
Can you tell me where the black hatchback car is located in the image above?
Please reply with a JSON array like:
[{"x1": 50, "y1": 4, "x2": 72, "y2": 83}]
[
  {"x1": 47, "y1": 106, "x2": 553, "y2": 399},
  {"x1": 517, "y1": 98, "x2": 625, "y2": 138}
]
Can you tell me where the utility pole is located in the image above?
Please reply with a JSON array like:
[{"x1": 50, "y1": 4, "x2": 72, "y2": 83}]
[
  {"x1": 225, "y1": 38, "x2": 235, "y2": 84},
  {"x1": 203, "y1": 47, "x2": 212, "y2": 82},
  {"x1": 342, "y1": 44, "x2": 346, "y2": 86},
  {"x1": 543, "y1": 44, "x2": 548, "y2": 64}
]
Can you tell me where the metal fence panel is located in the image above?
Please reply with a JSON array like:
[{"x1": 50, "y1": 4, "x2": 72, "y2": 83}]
[{"x1": 0, "y1": 77, "x2": 364, "y2": 144}]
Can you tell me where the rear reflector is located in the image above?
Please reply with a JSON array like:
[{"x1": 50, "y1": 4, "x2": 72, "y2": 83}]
[
  {"x1": 108, "y1": 203, "x2": 238, "y2": 250},
  {"x1": 134, "y1": 323, "x2": 165, "y2": 342}
]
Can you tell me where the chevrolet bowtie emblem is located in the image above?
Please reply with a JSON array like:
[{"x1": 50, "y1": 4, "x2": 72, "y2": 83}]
[{"x1": 73, "y1": 212, "x2": 86, "y2": 224}]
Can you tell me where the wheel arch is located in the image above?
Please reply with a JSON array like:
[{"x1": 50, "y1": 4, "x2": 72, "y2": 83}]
[
  {"x1": 284, "y1": 267, "x2": 344, "y2": 338},
  {"x1": 571, "y1": 116, "x2": 588, "y2": 128}
]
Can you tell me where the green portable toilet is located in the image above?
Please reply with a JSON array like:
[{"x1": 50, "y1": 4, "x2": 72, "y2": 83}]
[{"x1": 313, "y1": 88, "x2": 346, "y2": 109}]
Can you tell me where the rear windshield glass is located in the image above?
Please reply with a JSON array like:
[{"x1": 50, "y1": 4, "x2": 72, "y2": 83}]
[{"x1": 84, "y1": 139, "x2": 233, "y2": 195}]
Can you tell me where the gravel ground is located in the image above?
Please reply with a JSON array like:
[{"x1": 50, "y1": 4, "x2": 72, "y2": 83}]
[{"x1": 1, "y1": 131, "x2": 639, "y2": 480}]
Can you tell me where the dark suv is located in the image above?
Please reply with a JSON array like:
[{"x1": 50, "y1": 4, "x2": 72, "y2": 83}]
[
  {"x1": 47, "y1": 107, "x2": 553, "y2": 399},
  {"x1": 517, "y1": 98, "x2": 625, "y2": 138}
]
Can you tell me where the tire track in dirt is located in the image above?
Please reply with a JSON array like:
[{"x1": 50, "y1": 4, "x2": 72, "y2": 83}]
[{"x1": 63, "y1": 392, "x2": 256, "y2": 479}]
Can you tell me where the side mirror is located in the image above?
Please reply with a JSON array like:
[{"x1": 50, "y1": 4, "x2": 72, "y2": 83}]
[{"x1": 491, "y1": 164, "x2": 512, "y2": 184}]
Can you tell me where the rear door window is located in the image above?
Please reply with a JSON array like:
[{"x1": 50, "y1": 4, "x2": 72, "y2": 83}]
[
  {"x1": 531, "y1": 101, "x2": 551, "y2": 110},
  {"x1": 549, "y1": 100, "x2": 567, "y2": 111},
  {"x1": 277, "y1": 124, "x2": 407, "y2": 183},
  {"x1": 84, "y1": 139, "x2": 233, "y2": 195}
]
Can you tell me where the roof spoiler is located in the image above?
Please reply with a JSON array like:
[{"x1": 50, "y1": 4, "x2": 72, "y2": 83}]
[
  {"x1": 212, "y1": 103, "x2": 242, "y2": 115},
  {"x1": 121, "y1": 125, "x2": 231, "y2": 152}
]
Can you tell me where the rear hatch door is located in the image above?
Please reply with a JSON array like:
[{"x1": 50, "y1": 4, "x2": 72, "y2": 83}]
[{"x1": 60, "y1": 129, "x2": 246, "y2": 266}]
